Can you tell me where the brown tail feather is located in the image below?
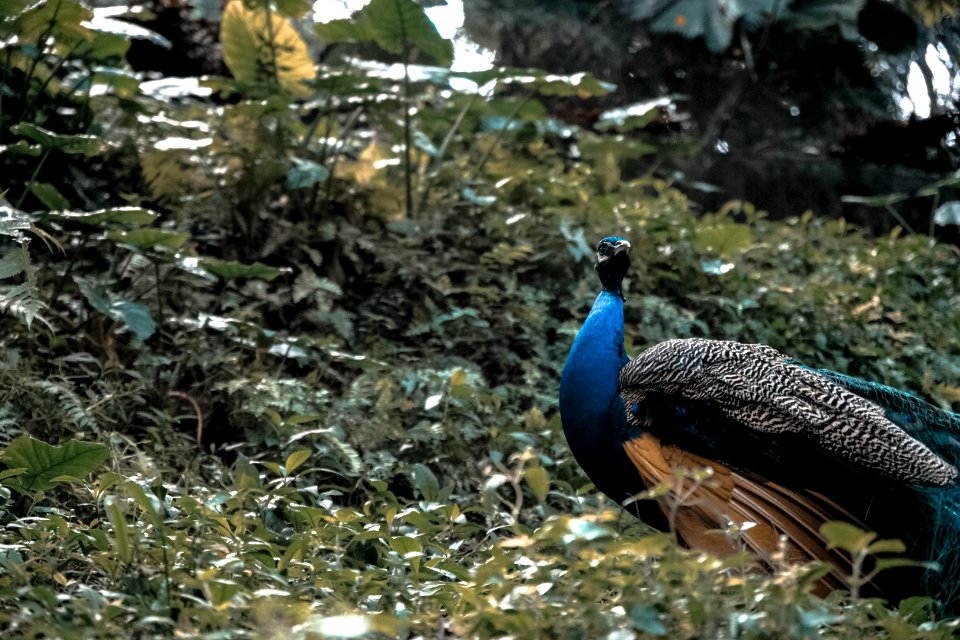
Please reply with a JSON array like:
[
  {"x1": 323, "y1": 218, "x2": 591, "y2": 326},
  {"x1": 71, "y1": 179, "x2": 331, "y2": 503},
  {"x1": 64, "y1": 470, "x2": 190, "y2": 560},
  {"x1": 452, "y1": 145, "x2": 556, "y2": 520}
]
[{"x1": 623, "y1": 434, "x2": 864, "y2": 595}]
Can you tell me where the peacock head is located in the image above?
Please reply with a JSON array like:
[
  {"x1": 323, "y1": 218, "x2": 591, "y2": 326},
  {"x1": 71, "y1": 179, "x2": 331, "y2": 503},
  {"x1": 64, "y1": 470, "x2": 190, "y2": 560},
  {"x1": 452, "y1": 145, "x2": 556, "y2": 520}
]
[{"x1": 595, "y1": 236, "x2": 631, "y2": 294}]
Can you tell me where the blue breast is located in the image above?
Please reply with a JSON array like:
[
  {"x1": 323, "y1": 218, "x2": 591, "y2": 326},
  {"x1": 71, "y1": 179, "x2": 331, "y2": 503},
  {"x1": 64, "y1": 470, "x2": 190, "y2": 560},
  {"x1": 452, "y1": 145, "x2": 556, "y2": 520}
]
[{"x1": 559, "y1": 291, "x2": 645, "y2": 502}]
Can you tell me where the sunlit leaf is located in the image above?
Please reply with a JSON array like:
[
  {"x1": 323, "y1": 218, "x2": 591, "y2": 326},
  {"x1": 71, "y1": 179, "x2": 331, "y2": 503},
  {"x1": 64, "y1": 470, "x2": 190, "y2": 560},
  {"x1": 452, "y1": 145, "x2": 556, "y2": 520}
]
[
  {"x1": 523, "y1": 466, "x2": 549, "y2": 503},
  {"x1": 10, "y1": 123, "x2": 102, "y2": 156},
  {"x1": 48, "y1": 207, "x2": 159, "y2": 227},
  {"x1": 220, "y1": 0, "x2": 316, "y2": 97},
  {"x1": 284, "y1": 449, "x2": 311, "y2": 474}
]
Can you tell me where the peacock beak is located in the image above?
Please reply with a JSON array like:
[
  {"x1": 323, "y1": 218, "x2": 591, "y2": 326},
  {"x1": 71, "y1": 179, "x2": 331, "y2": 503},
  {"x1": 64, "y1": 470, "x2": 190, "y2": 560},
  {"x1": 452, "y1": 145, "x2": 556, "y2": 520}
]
[{"x1": 613, "y1": 240, "x2": 631, "y2": 255}]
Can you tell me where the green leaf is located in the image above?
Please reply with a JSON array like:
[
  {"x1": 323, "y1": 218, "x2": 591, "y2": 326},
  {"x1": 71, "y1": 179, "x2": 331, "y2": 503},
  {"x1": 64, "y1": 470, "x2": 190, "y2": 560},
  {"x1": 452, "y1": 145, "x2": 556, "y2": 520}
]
[
  {"x1": 28, "y1": 182, "x2": 70, "y2": 210},
  {"x1": 315, "y1": 17, "x2": 374, "y2": 43},
  {"x1": 199, "y1": 258, "x2": 284, "y2": 281},
  {"x1": 597, "y1": 98, "x2": 674, "y2": 131},
  {"x1": 389, "y1": 535, "x2": 423, "y2": 573},
  {"x1": 10, "y1": 123, "x2": 102, "y2": 156},
  {"x1": 693, "y1": 222, "x2": 752, "y2": 258},
  {"x1": 410, "y1": 463, "x2": 439, "y2": 501},
  {"x1": 630, "y1": 604, "x2": 667, "y2": 636},
  {"x1": 286, "y1": 157, "x2": 330, "y2": 189},
  {"x1": 106, "y1": 228, "x2": 188, "y2": 250},
  {"x1": 112, "y1": 300, "x2": 156, "y2": 340},
  {"x1": 841, "y1": 193, "x2": 909, "y2": 207},
  {"x1": 868, "y1": 538, "x2": 906, "y2": 554},
  {"x1": 0, "y1": 140, "x2": 43, "y2": 157},
  {"x1": 48, "y1": 207, "x2": 159, "y2": 227},
  {"x1": 76, "y1": 278, "x2": 157, "y2": 340},
  {"x1": 363, "y1": 0, "x2": 453, "y2": 66},
  {"x1": 821, "y1": 521, "x2": 876, "y2": 553},
  {"x1": 284, "y1": 448, "x2": 311, "y2": 474},
  {"x1": 274, "y1": 0, "x2": 311, "y2": 18},
  {"x1": 1, "y1": 435, "x2": 109, "y2": 492},
  {"x1": 104, "y1": 495, "x2": 132, "y2": 563},
  {"x1": 523, "y1": 466, "x2": 549, "y2": 503}
]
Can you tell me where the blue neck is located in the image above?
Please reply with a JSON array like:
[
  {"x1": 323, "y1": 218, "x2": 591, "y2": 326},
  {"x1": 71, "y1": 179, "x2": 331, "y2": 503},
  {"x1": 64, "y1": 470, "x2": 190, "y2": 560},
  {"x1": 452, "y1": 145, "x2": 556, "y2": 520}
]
[{"x1": 559, "y1": 290, "x2": 641, "y2": 501}]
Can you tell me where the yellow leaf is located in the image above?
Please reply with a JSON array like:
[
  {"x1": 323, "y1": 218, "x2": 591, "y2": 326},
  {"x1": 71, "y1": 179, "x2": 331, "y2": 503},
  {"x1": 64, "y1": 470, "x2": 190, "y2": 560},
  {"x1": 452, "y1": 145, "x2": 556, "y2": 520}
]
[{"x1": 220, "y1": 1, "x2": 316, "y2": 97}]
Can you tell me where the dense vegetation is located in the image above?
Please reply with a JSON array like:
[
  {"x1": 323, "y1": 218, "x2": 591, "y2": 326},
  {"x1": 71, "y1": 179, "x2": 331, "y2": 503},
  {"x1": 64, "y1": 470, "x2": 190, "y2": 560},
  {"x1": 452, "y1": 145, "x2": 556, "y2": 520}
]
[{"x1": 1, "y1": 0, "x2": 960, "y2": 637}]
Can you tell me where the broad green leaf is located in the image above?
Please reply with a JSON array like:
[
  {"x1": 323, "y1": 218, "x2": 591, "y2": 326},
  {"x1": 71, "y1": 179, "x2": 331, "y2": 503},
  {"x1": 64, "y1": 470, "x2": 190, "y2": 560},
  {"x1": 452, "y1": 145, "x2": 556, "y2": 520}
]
[
  {"x1": 363, "y1": 0, "x2": 453, "y2": 66},
  {"x1": 274, "y1": 0, "x2": 311, "y2": 18},
  {"x1": 523, "y1": 466, "x2": 549, "y2": 503},
  {"x1": 76, "y1": 278, "x2": 157, "y2": 340},
  {"x1": 18, "y1": 0, "x2": 92, "y2": 44},
  {"x1": 106, "y1": 228, "x2": 188, "y2": 250},
  {"x1": 220, "y1": 0, "x2": 316, "y2": 97},
  {"x1": 112, "y1": 300, "x2": 156, "y2": 340},
  {"x1": 286, "y1": 158, "x2": 330, "y2": 189},
  {"x1": 104, "y1": 495, "x2": 132, "y2": 563},
  {"x1": 315, "y1": 17, "x2": 373, "y2": 43},
  {"x1": 1, "y1": 435, "x2": 109, "y2": 492},
  {"x1": 199, "y1": 258, "x2": 283, "y2": 281},
  {"x1": 284, "y1": 448, "x2": 311, "y2": 474},
  {"x1": 10, "y1": 123, "x2": 102, "y2": 156},
  {"x1": 49, "y1": 207, "x2": 159, "y2": 227},
  {"x1": 28, "y1": 183, "x2": 70, "y2": 210},
  {"x1": 0, "y1": 0, "x2": 29, "y2": 18},
  {"x1": 410, "y1": 463, "x2": 439, "y2": 501}
]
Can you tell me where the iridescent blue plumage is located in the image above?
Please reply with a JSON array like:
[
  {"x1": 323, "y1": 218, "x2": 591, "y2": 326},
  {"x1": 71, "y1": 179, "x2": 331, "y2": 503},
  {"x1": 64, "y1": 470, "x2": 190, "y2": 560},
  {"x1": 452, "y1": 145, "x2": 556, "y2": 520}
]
[{"x1": 561, "y1": 236, "x2": 960, "y2": 612}]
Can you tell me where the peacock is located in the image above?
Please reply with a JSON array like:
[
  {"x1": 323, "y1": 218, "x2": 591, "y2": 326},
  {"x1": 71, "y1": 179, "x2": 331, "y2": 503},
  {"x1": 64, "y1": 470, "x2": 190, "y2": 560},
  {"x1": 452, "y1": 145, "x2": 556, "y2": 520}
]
[{"x1": 559, "y1": 236, "x2": 960, "y2": 610}]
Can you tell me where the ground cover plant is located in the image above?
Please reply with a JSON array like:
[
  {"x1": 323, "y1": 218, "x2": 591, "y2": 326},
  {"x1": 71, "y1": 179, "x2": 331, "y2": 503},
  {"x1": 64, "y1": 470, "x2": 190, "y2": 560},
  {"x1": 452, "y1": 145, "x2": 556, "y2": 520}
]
[{"x1": 1, "y1": 0, "x2": 960, "y2": 637}]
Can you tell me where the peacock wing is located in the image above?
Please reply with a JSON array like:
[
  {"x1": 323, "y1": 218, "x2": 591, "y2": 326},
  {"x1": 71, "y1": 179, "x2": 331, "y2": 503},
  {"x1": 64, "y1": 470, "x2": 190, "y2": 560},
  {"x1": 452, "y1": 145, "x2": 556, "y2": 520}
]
[
  {"x1": 618, "y1": 338, "x2": 957, "y2": 487},
  {"x1": 623, "y1": 433, "x2": 851, "y2": 594},
  {"x1": 798, "y1": 365, "x2": 960, "y2": 463}
]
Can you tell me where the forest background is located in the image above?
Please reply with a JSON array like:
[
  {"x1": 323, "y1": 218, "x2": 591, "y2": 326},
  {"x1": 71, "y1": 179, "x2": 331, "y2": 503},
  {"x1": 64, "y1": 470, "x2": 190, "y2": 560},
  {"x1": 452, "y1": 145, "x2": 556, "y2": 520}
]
[{"x1": 1, "y1": 0, "x2": 960, "y2": 637}]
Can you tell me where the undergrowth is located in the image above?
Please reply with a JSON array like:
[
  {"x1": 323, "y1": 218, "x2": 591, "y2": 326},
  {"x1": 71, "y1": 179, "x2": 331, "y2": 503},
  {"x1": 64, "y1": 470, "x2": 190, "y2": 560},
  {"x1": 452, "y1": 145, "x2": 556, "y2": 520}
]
[{"x1": 0, "y1": 0, "x2": 959, "y2": 637}]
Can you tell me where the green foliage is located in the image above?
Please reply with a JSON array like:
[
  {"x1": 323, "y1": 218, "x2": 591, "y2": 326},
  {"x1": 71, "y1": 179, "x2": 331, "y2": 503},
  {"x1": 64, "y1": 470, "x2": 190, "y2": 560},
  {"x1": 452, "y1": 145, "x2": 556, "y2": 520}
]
[
  {"x1": 1, "y1": 434, "x2": 108, "y2": 493},
  {"x1": 0, "y1": 0, "x2": 958, "y2": 637}
]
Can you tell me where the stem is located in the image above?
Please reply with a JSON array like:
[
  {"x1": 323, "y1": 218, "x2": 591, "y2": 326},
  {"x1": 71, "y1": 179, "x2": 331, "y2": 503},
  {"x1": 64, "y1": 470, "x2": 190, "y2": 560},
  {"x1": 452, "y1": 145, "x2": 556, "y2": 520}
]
[
  {"x1": 154, "y1": 261, "x2": 164, "y2": 323},
  {"x1": 419, "y1": 93, "x2": 477, "y2": 211},
  {"x1": 0, "y1": 48, "x2": 13, "y2": 141},
  {"x1": 884, "y1": 203, "x2": 916, "y2": 234},
  {"x1": 18, "y1": 0, "x2": 63, "y2": 108},
  {"x1": 318, "y1": 106, "x2": 362, "y2": 215},
  {"x1": 20, "y1": 41, "x2": 81, "y2": 123},
  {"x1": 15, "y1": 148, "x2": 51, "y2": 209},
  {"x1": 402, "y1": 51, "x2": 414, "y2": 218},
  {"x1": 470, "y1": 92, "x2": 533, "y2": 181}
]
